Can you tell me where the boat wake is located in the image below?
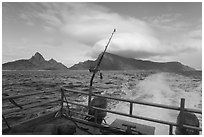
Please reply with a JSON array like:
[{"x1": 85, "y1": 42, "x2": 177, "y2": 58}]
[{"x1": 106, "y1": 73, "x2": 202, "y2": 135}]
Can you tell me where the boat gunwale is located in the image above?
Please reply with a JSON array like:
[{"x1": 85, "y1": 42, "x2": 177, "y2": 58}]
[
  {"x1": 2, "y1": 87, "x2": 202, "y2": 134},
  {"x1": 62, "y1": 88, "x2": 202, "y2": 114},
  {"x1": 63, "y1": 99, "x2": 202, "y2": 131}
]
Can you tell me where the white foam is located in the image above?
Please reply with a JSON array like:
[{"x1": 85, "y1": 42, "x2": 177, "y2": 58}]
[{"x1": 105, "y1": 73, "x2": 202, "y2": 135}]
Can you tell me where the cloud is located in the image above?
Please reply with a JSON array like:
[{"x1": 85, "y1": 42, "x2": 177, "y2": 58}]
[
  {"x1": 10, "y1": 3, "x2": 202, "y2": 62},
  {"x1": 62, "y1": 14, "x2": 155, "y2": 46},
  {"x1": 88, "y1": 30, "x2": 200, "y2": 59},
  {"x1": 88, "y1": 32, "x2": 162, "y2": 58},
  {"x1": 145, "y1": 13, "x2": 181, "y2": 24},
  {"x1": 27, "y1": 3, "x2": 161, "y2": 58},
  {"x1": 20, "y1": 13, "x2": 35, "y2": 26},
  {"x1": 186, "y1": 29, "x2": 202, "y2": 39},
  {"x1": 29, "y1": 3, "x2": 153, "y2": 46},
  {"x1": 143, "y1": 13, "x2": 192, "y2": 31},
  {"x1": 43, "y1": 38, "x2": 63, "y2": 47}
]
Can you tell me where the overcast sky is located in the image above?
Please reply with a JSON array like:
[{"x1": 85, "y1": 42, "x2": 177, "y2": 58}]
[{"x1": 2, "y1": 2, "x2": 202, "y2": 70}]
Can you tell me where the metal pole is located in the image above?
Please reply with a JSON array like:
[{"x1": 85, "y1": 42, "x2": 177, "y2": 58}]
[
  {"x1": 129, "y1": 102, "x2": 133, "y2": 115},
  {"x1": 60, "y1": 88, "x2": 64, "y2": 115},
  {"x1": 88, "y1": 29, "x2": 116, "y2": 111},
  {"x1": 169, "y1": 125, "x2": 173, "y2": 135},
  {"x1": 179, "y1": 98, "x2": 185, "y2": 128}
]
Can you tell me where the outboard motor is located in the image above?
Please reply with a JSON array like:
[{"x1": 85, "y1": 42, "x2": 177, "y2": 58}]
[
  {"x1": 85, "y1": 97, "x2": 107, "y2": 124},
  {"x1": 175, "y1": 111, "x2": 199, "y2": 135}
]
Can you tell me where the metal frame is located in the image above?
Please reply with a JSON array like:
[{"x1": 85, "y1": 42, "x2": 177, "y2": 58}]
[
  {"x1": 2, "y1": 87, "x2": 202, "y2": 135},
  {"x1": 2, "y1": 91, "x2": 60, "y2": 130},
  {"x1": 61, "y1": 88, "x2": 202, "y2": 135}
]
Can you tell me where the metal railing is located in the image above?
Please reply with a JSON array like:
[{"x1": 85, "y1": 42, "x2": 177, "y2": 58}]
[
  {"x1": 2, "y1": 90, "x2": 61, "y2": 129},
  {"x1": 60, "y1": 88, "x2": 202, "y2": 135},
  {"x1": 2, "y1": 88, "x2": 202, "y2": 135}
]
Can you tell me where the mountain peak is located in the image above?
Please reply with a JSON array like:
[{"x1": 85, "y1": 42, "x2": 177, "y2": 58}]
[
  {"x1": 3, "y1": 52, "x2": 68, "y2": 70},
  {"x1": 49, "y1": 58, "x2": 55, "y2": 61},
  {"x1": 35, "y1": 52, "x2": 42, "y2": 56},
  {"x1": 30, "y1": 52, "x2": 45, "y2": 62},
  {"x1": 48, "y1": 58, "x2": 57, "y2": 64}
]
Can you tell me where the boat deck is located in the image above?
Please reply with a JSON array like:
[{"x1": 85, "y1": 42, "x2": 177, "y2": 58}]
[
  {"x1": 3, "y1": 111, "x2": 155, "y2": 135},
  {"x1": 34, "y1": 117, "x2": 102, "y2": 135},
  {"x1": 3, "y1": 112, "x2": 102, "y2": 135}
]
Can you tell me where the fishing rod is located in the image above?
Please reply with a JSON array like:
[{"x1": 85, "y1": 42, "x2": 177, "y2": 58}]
[{"x1": 88, "y1": 29, "x2": 116, "y2": 109}]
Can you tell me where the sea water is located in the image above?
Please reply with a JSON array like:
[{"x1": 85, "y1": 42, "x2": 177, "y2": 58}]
[
  {"x1": 105, "y1": 73, "x2": 202, "y2": 135},
  {"x1": 2, "y1": 70, "x2": 202, "y2": 134}
]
